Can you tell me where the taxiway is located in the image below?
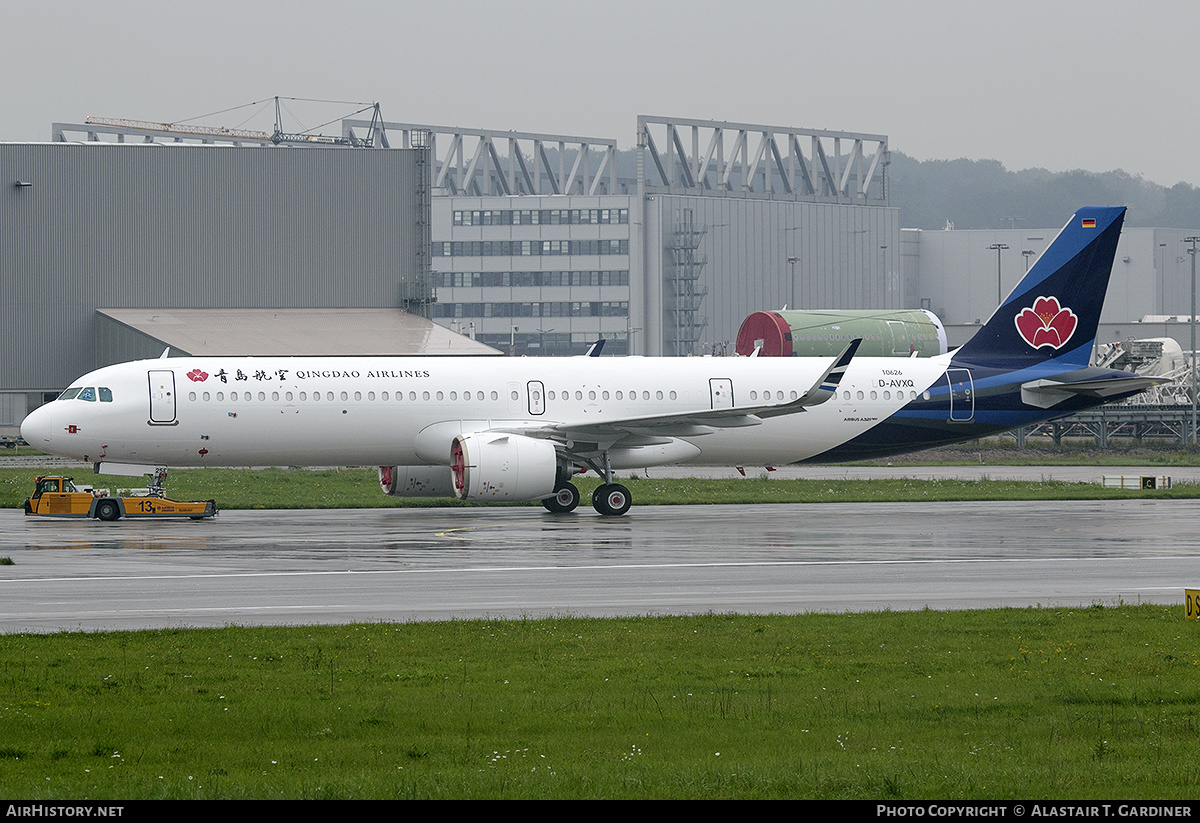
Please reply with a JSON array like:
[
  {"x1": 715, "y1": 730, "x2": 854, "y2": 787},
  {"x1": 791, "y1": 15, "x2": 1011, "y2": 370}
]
[{"x1": 2, "y1": 498, "x2": 1198, "y2": 632}]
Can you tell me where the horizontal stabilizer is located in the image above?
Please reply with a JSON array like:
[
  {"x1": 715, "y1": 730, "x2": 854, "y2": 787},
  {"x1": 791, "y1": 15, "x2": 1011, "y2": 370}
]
[{"x1": 1020, "y1": 374, "x2": 1161, "y2": 409}]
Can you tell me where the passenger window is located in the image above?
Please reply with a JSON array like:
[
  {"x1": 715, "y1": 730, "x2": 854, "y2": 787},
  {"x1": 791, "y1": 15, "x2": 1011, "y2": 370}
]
[{"x1": 99, "y1": 387, "x2": 113, "y2": 402}]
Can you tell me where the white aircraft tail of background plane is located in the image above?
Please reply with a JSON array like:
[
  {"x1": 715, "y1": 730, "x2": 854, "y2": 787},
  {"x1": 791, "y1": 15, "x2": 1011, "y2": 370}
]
[{"x1": 22, "y1": 206, "x2": 1156, "y2": 515}]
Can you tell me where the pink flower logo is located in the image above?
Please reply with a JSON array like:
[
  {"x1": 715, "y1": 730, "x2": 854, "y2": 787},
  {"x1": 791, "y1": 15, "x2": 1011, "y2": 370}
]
[
  {"x1": 186, "y1": 369, "x2": 209, "y2": 382},
  {"x1": 1014, "y1": 296, "x2": 1078, "y2": 350}
]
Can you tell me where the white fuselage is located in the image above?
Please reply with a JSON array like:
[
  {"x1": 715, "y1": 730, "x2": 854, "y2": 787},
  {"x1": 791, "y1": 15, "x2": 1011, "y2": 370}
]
[{"x1": 21, "y1": 354, "x2": 954, "y2": 469}]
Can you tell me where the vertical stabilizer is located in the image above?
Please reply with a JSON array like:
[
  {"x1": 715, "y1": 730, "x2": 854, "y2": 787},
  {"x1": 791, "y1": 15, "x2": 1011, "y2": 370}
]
[{"x1": 952, "y1": 206, "x2": 1125, "y2": 370}]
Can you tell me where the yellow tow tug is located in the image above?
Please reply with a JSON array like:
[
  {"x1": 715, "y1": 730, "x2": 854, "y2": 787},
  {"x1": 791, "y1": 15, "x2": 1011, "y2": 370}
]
[{"x1": 24, "y1": 474, "x2": 217, "y2": 521}]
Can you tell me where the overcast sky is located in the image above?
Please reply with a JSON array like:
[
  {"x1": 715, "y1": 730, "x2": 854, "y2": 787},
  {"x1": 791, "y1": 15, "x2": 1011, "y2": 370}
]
[{"x1": 4, "y1": 0, "x2": 1198, "y2": 187}]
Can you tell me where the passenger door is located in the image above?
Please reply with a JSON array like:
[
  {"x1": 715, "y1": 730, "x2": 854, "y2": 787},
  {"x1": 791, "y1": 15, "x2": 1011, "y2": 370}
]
[
  {"x1": 946, "y1": 368, "x2": 974, "y2": 422},
  {"x1": 148, "y1": 370, "x2": 177, "y2": 425}
]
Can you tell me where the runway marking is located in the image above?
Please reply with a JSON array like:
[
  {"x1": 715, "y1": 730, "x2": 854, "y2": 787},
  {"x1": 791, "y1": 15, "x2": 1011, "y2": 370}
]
[
  {"x1": 435, "y1": 522, "x2": 526, "y2": 541},
  {"x1": 1, "y1": 554, "x2": 1195, "y2": 586}
]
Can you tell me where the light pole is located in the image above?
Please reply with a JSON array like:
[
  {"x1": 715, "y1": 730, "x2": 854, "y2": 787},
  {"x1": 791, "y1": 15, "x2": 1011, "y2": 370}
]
[
  {"x1": 1022, "y1": 249, "x2": 1036, "y2": 272},
  {"x1": 1186, "y1": 237, "x2": 1200, "y2": 445},
  {"x1": 784, "y1": 226, "x2": 801, "y2": 309},
  {"x1": 988, "y1": 243, "x2": 1009, "y2": 305},
  {"x1": 510, "y1": 325, "x2": 519, "y2": 356}
]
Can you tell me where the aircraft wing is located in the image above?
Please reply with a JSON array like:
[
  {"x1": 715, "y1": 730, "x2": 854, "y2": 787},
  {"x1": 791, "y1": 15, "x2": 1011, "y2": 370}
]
[{"x1": 496, "y1": 339, "x2": 861, "y2": 449}]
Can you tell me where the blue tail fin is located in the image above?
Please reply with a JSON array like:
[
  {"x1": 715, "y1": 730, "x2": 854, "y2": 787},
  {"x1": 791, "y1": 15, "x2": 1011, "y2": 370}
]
[{"x1": 952, "y1": 206, "x2": 1126, "y2": 370}]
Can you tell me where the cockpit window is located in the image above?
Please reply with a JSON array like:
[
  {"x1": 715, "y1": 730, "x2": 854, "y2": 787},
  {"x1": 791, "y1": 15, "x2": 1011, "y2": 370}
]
[
  {"x1": 99, "y1": 387, "x2": 113, "y2": 402},
  {"x1": 58, "y1": 388, "x2": 82, "y2": 401},
  {"x1": 78, "y1": 387, "x2": 96, "y2": 402}
]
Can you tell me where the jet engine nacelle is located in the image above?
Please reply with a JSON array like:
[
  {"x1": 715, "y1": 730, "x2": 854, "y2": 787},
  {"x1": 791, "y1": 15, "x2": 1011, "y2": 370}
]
[
  {"x1": 451, "y1": 431, "x2": 558, "y2": 501},
  {"x1": 378, "y1": 465, "x2": 456, "y2": 498}
]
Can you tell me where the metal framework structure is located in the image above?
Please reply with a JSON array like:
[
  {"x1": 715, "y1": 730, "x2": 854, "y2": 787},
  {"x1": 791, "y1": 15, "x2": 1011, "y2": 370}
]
[
  {"x1": 54, "y1": 104, "x2": 390, "y2": 148},
  {"x1": 53, "y1": 119, "x2": 275, "y2": 146},
  {"x1": 345, "y1": 120, "x2": 619, "y2": 196},
  {"x1": 665, "y1": 209, "x2": 708, "y2": 355},
  {"x1": 1006, "y1": 406, "x2": 1195, "y2": 448},
  {"x1": 53, "y1": 116, "x2": 389, "y2": 148},
  {"x1": 637, "y1": 115, "x2": 889, "y2": 203}
]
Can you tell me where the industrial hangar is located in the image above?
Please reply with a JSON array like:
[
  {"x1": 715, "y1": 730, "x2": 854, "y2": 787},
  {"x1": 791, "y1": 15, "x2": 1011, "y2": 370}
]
[
  {"x1": 0, "y1": 126, "x2": 493, "y2": 429},
  {"x1": 370, "y1": 115, "x2": 899, "y2": 358},
  {"x1": 1, "y1": 111, "x2": 1198, "y2": 436}
]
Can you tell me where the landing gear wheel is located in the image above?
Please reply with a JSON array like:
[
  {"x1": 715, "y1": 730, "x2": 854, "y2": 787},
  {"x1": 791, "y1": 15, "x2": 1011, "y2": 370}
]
[
  {"x1": 95, "y1": 500, "x2": 120, "y2": 522},
  {"x1": 592, "y1": 483, "x2": 632, "y2": 517},
  {"x1": 542, "y1": 482, "x2": 580, "y2": 514}
]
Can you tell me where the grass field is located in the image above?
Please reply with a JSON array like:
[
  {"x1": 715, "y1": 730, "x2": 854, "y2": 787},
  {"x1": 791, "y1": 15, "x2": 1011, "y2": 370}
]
[{"x1": 0, "y1": 607, "x2": 1196, "y2": 799}]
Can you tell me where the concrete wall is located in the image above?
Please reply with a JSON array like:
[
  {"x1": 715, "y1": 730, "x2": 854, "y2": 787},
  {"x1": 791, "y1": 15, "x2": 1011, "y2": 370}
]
[{"x1": 0, "y1": 142, "x2": 428, "y2": 424}]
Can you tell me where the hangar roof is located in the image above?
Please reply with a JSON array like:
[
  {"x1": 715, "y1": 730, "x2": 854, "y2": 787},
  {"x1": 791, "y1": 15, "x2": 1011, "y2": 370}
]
[{"x1": 97, "y1": 308, "x2": 501, "y2": 356}]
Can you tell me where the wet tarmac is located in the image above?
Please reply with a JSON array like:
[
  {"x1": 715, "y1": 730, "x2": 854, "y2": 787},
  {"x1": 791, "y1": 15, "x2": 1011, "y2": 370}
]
[{"x1": 2, "y1": 497, "x2": 1199, "y2": 632}]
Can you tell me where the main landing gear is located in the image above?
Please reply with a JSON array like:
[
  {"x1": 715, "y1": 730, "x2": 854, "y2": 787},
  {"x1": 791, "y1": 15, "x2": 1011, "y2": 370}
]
[
  {"x1": 541, "y1": 452, "x2": 634, "y2": 517},
  {"x1": 541, "y1": 480, "x2": 631, "y2": 516},
  {"x1": 591, "y1": 482, "x2": 631, "y2": 516},
  {"x1": 542, "y1": 482, "x2": 580, "y2": 513}
]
